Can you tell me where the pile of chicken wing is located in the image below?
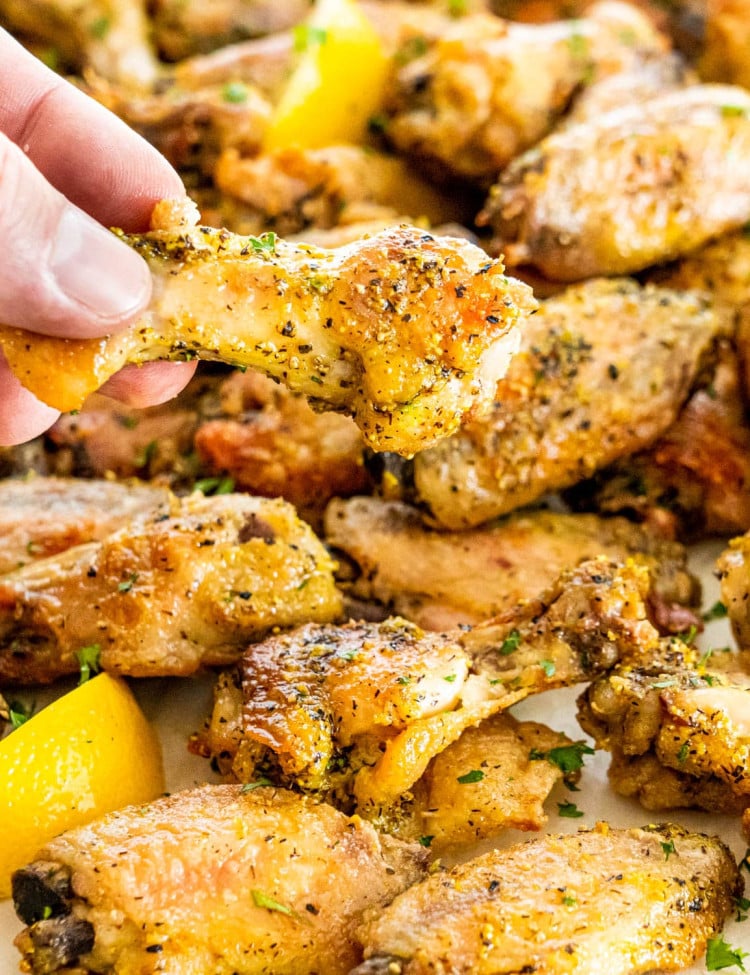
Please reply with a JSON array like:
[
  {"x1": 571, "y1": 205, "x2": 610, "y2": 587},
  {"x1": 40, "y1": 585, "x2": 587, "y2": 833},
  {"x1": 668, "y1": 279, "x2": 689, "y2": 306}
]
[{"x1": 4, "y1": 0, "x2": 750, "y2": 972}]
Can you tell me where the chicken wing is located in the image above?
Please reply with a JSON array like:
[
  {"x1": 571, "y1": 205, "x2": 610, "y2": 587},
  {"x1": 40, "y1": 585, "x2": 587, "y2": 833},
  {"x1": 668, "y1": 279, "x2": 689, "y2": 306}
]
[
  {"x1": 202, "y1": 558, "x2": 660, "y2": 817},
  {"x1": 353, "y1": 823, "x2": 741, "y2": 975},
  {"x1": 11, "y1": 785, "x2": 428, "y2": 975},
  {"x1": 0, "y1": 219, "x2": 535, "y2": 457},
  {"x1": 579, "y1": 640, "x2": 750, "y2": 812},
  {"x1": 382, "y1": 0, "x2": 669, "y2": 183},
  {"x1": 481, "y1": 84, "x2": 750, "y2": 279},
  {"x1": 567, "y1": 340, "x2": 750, "y2": 539},
  {"x1": 0, "y1": 492, "x2": 341, "y2": 684},
  {"x1": 325, "y1": 497, "x2": 699, "y2": 631},
  {"x1": 379, "y1": 278, "x2": 727, "y2": 528},
  {"x1": 0, "y1": 477, "x2": 171, "y2": 575}
]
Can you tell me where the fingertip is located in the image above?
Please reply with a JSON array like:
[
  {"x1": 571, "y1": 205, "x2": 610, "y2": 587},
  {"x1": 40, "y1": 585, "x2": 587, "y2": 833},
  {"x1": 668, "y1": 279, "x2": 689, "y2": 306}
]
[
  {"x1": 0, "y1": 353, "x2": 60, "y2": 445},
  {"x1": 98, "y1": 360, "x2": 198, "y2": 408}
]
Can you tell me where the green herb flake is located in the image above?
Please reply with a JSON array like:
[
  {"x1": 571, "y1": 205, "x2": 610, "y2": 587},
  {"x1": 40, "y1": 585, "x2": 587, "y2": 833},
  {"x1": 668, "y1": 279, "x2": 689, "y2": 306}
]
[
  {"x1": 703, "y1": 601, "x2": 728, "y2": 621},
  {"x1": 89, "y1": 15, "x2": 111, "y2": 38},
  {"x1": 251, "y1": 889, "x2": 296, "y2": 916},
  {"x1": 532, "y1": 741, "x2": 595, "y2": 774},
  {"x1": 193, "y1": 476, "x2": 235, "y2": 496},
  {"x1": 396, "y1": 675, "x2": 412, "y2": 685},
  {"x1": 41, "y1": 905, "x2": 53, "y2": 920},
  {"x1": 443, "y1": 674, "x2": 457, "y2": 683},
  {"x1": 448, "y1": 0, "x2": 468, "y2": 15},
  {"x1": 241, "y1": 778, "x2": 273, "y2": 793},
  {"x1": 222, "y1": 81, "x2": 249, "y2": 103},
  {"x1": 735, "y1": 896, "x2": 750, "y2": 922},
  {"x1": 457, "y1": 769, "x2": 485, "y2": 784},
  {"x1": 562, "y1": 893, "x2": 577, "y2": 907},
  {"x1": 557, "y1": 800, "x2": 584, "y2": 819},
  {"x1": 677, "y1": 741, "x2": 689, "y2": 764},
  {"x1": 721, "y1": 105, "x2": 748, "y2": 118},
  {"x1": 739, "y1": 848, "x2": 750, "y2": 873},
  {"x1": 118, "y1": 572, "x2": 138, "y2": 594},
  {"x1": 249, "y1": 232, "x2": 277, "y2": 254},
  {"x1": 9, "y1": 699, "x2": 34, "y2": 731},
  {"x1": 76, "y1": 644, "x2": 101, "y2": 685},
  {"x1": 678, "y1": 624, "x2": 698, "y2": 646},
  {"x1": 499, "y1": 629, "x2": 522, "y2": 655},
  {"x1": 539, "y1": 659, "x2": 556, "y2": 677},
  {"x1": 134, "y1": 440, "x2": 158, "y2": 468},
  {"x1": 661, "y1": 839, "x2": 676, "y2": 860},
  {"x1": 706, "y1": 935, "x2": 748, "y2": 971},
  {"x1": 293, "y1": 24, "x2": 328, "y2": 53},
  {"x1": 419, "y1": 835, "x2": 434, "y2": 847}
]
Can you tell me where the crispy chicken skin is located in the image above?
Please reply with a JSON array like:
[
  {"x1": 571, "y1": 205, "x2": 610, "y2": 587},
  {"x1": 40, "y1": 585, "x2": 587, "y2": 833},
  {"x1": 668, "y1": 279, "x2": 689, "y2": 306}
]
[
  {"x1": 481, "y1": 84, "x2": 750, "y2": 280},
  {"x1": 0, "y1": 220, "x2": 535, "y2": 457},
  {"x1": 205, "y1": 558, "x2": 660, "y2": 817},
  {"x1": 324, "y1": 497, "x2": 699, "y2": 632},
  {"x1": 11, "y1": 785, "x2": 428, "y2": 975},
  {"x1": 383, "y1": 278, "x2": 727, "y2": 529},
  {"x1": 0, "y1": 493, "x2": 341, "y2": 685},
  {"x1": 397, "y1": 713, "x2": 574, "y2": 849},
  {"x1": 579, "y1": 640, "x2": 750, "y2": 813},
  {"x1": 383, "y1": 1, "x2": 669, "y2": 183},
  {"x1": 0, "y1": 0, "x2": 158, "y2": 84},
  {"x1": 353, "y1": 823, "x2": 742, "y2": 975},
  {"x1": 718, "y1": 531, "x2": 750, "y2": 653},
  {"x1": 567, "y1": 340, "x2": 750, "y2": 539},
  {"x1": 0, "y1": 477, "x2": 171, "y2": 575}
]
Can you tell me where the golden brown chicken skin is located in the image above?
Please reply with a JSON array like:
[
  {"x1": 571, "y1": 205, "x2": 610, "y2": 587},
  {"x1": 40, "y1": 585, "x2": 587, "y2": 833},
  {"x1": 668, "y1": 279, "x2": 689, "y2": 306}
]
[
  {"x1": 0, "y1": 493, "x2": 341, "y2": 685},
  {"x1": 579, "y1": 640, "x2": 750, "y2": 813},
  {"x1": 383, "y1": 278, "x2": 727, "y2": 529},
  {"x1": 0, "y1": 477, "x2": 171, "y2": 575},
  {"x1": 382, "y1": 0, "x2": 669, "y2": 183},
  {"x1": 0, "y1": 220, "x2": 535, "y2": 457},
  {"x1": 353, "y1": 823, "x2": 741, "y2": 975},
  {"x1": 567, "y1": 340, "x2": 750, "y2": 539},
  {"x1": 204, "y1": 558, "x2": 660, "y2": 818},
  {"x1": 482, "y1": 84, "x2": 750, "y2": 280},
  {"x1": 324, "y1": 497, "x2": 699, "y2": 631},
  {"x1": 699, "y1": 0, "x2": 750, "y2": 89},
  {"x1": 718, "y1": 531, "x2": 750, "y2": 653},
  {"x1": 11, "y1": 785, "x2": 428, "y2": 975}
]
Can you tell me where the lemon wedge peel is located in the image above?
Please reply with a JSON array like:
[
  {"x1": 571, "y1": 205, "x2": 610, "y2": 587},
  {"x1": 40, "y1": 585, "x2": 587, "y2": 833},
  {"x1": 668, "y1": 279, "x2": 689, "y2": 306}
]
[{"x1": 0, "y1": 673, "x2": 164, "y2": 898}]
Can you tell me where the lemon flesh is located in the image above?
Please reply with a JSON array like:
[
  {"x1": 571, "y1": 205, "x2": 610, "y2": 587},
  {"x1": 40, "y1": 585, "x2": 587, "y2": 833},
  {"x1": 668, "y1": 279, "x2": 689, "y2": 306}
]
[
  {"x1": 263, "y1": 0, "x2": 390, "y2": 150},
  {"x1": 0, "y1": 674, "x2": 164, "y2": 898}
]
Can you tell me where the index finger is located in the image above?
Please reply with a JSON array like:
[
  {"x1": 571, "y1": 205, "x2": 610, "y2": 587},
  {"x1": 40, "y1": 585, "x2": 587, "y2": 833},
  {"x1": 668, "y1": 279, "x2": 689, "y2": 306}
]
[{"x1": 0, "y1": 30, "x2": 184, "y2": 232}]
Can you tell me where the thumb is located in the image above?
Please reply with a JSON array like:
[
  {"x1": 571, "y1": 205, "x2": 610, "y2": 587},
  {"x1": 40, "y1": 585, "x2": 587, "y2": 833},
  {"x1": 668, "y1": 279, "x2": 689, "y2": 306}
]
[{"x1": 0, "y1": 131, "x2": 152, "y2": 338}]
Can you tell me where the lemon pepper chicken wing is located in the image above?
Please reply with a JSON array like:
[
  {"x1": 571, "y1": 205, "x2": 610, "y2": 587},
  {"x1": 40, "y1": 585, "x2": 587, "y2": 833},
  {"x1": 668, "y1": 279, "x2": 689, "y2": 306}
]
[
  {"x1": 324, "y1": 497, "x2": 699, "y2": 632},
  {"x1": 353, "y1": 823, "x2": 741, "y2": 975},
  {"x1": 578, "y1": 640, "x2": 750, "y2": 813},
  {"x1": 0, "y1": 221, "x2": 535, "y2": 457},
  {"x1": 482, "y1": 84, "x2": 750, "y2": 280},
  {"x1": 0, "y1": 493, "x2": 341, "y2": 685},
  {"x1": 203, "y1": 558, "x2": 660, "y2": 820},
  {"x1": 382, "y1": 0, "x2": 669, "y2": 184},
  {"x1": 11, "y1": 785, "x2": 428, "y2": 975},
  {"x1": 381, "y1": 278, "x2": 728, "y2": 529}
]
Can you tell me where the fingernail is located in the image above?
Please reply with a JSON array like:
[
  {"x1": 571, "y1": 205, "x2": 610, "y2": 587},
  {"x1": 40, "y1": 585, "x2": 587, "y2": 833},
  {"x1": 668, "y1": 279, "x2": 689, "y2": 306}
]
[{"x1": 51, "y1": 207, "x2": 151, "y2": 328}]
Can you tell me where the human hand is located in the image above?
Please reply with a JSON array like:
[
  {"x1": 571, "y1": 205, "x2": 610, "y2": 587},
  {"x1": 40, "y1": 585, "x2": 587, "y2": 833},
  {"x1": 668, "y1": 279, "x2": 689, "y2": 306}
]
[{"x1": 0, "y1": 29, "x2": 197, "y2": 446}]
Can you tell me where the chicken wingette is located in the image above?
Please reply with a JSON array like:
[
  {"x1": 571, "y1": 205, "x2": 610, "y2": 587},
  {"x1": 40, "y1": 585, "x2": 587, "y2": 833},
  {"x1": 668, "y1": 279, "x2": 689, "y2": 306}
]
[
  {"x1": 0, "y1": 217, "x2": 535, "y2": 456},
  {"x1": 379, "y1": 278, "x2": 727, "y2": 529},
  {"x1": 482, "y1": 84, "x2": 750, "y2": 280},
  {"x1": 324, "y1": 497, "x2": 699, "y2": 631},
  {"x1": 11, "y1": 785, "x2": 428, "y2": 975},
  {"x1": 353, "y1": 823, "x2": 741, "y2": 975},
  {"x1": 0, "y1": 492, "x2": 341, "y2": 684}
]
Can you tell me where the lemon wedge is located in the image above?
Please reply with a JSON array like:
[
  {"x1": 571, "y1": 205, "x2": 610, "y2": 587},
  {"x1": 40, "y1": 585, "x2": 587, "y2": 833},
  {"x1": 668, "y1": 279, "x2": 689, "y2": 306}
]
[
  {"x1": 0, "y1": 674, "x2": 164, "y2": 898},
  {"x1": 263, "y1": 0, "x2": 390, "y2": 150}
]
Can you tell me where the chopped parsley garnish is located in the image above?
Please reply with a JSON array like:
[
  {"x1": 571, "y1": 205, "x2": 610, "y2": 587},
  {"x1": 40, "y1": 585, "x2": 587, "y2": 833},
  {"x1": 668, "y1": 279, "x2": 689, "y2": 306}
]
[
  {"x1": 251, "y1": 889, "x2": 296, "y2": 916},
  {"x1": 703, "y1": 601, "x2": 728, "y2": 621},
  {"x1": 677, "y1": 741, "x2": 689, "y2": 764},
  {"x1": 76, "y1": 644, "x2": 101, "y2": 685},
  {"x1": 134, "y1": 440, "x2": 158, "y2": 468},
  {"x1": 499, "y1": 629, "x2": 521, "y2": 655},
  {"x1": 118, "y1": 573, "x2": 138, "y2": 593},
  {"x1": 739, "y1": 848, "x2": 750, "y2": 873},
  {"x1": 721, "y1": 105, "x2": 748, "y2": 118},
  {"x1": 8, "y1": 699, "x2": 34, "y2": 730},
  {"x1": 222, "y1": 81, "x2": 249, "y2": 103},
  {"x1": 661, "y1": 839, "x2": 676, "y2": 860},
  {"x1": 735, "y1": 896, "x2": 750, "y2": 922},
  {"x1": 419, "y1": 835, "x2": 434, "y2": 847},
  {"x1": 457, "y1": 769, "x2": 485, "y2": 784},
  {"x1": 443, "y1": 674, "x2": 457, "y2": 682},
  {"x1": 249, "y1": 232, "x2": 277, "y2": 254},
  {"x1": 193, "y1": 476, "x2": 235, "y2": 496},
  {"x1": 677, "y1": 624, "x2": 697, "y2": 646},
  {"x1": 539, "y1": 659, "x2": 556, "y2": 677},
  {"x1": 396, "y1": 675, "x2": 412, "y2": 685},
  {"x1": 706, "y1": 935, "x2": 748, "y2": 970},
  {"x1": 530, "y1": 741, "x2": 594, "y2": 774},
  {"x1": 241, "y1": 778, "x2": 273, "y2": 793},
  {"x1": 562, "y1": 893, "x2": 577, "y2": 907},
  {"x1": 557, "y1": 800, "x2": 584, "y2": 819}
]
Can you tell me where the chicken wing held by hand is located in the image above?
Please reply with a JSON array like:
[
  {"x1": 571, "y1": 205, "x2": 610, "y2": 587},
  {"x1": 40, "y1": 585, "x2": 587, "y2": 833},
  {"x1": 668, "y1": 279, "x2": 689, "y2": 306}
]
[{"x1": 0, "y1": 217, "x2": 535, "y2": 456}]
